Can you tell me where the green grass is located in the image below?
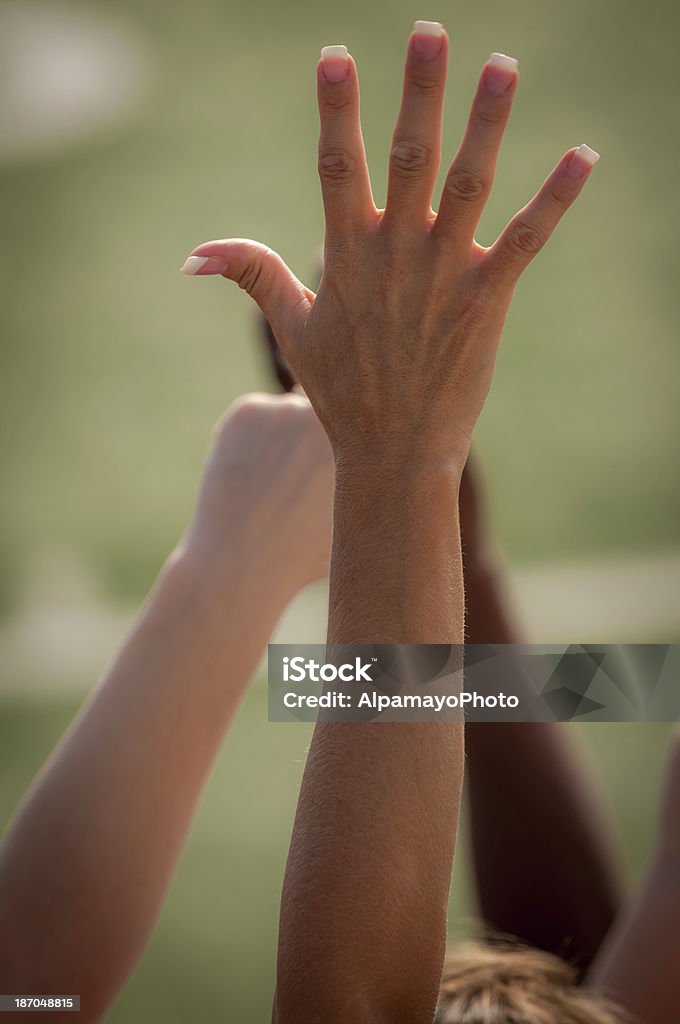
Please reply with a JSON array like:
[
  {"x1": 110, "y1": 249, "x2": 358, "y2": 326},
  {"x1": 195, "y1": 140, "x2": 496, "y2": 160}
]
[
  {"x1": 0, "y1": 689, "x2": 673, "y2": 1021},
  {"x1": 0, "y1": 0, "x2": 679, "y2": 613}
]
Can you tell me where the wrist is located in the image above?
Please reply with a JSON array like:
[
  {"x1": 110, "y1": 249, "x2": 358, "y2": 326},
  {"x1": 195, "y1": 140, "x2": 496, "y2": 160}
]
[
  {"x1": 332, "y1": 448, "x2": 463, "y2": 547},
  {"x1": 330, "y1": 411, "x2": 471, "y2": 467},
  {"x1": 334, "y1": 440, "x2": 467, "y2": 491},
  {"x1": 165, "y1": 540, "x2": 296, "y2": 622}
]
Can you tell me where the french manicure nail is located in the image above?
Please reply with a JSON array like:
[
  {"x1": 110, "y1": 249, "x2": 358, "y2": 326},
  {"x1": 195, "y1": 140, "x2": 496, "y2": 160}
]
[
  {"x1": 413, "y1": 20, "x2": 444, "y2": 61},
  {"x1": 566, "y1": 144, "x2": 600, "y2": 178},
  {"x1": 321, "y1": 44, "x2": 350, "y2": 83},
  {"x1": 179, "y1": 255, "x2": 229, "y2": 276},
  {"x1": 180, "y1": 256, "x2": 209, "y2": 275},
  {"x1": 485, "y1": 52, "x2": 519, "y2": 95}
]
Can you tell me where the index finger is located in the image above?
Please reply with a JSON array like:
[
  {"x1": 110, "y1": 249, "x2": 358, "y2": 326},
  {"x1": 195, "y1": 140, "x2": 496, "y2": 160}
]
[{"x1": 317, "y1": 46, "x2": 376, "y2": 247}]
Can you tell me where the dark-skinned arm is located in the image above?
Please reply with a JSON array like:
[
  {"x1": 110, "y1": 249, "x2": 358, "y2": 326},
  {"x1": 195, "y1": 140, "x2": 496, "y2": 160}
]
[{"x1": 462, "y1": 459, "x2": 623, "y2": 975}]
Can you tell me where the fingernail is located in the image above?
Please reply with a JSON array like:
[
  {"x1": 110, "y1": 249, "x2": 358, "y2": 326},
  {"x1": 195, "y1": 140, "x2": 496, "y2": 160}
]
[
  {"x1": 320, "y1": 44, "x2": 350, "y2": 83},
  {"x1": 180, "y1": 255, "x2": 229, "y2": 276},
  {"x1": 413, "y1": 20, "x2": 444, "y2": 61},
  {"x1": 485, "y1": 52, "x2": 519, "y2": 95},
  {"x1": 566, "y1": 144, "x2": 600, "y2": 179},
  {"x1": 180, "y1": 256, "x2": 208, "y2": 275}
]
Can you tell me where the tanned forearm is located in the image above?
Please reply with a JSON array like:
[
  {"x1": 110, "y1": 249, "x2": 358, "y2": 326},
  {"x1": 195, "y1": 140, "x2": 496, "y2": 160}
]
[
  {"x1": 275, "y1": 457, "x2": 466, "y2": 1024},
  {"x1": 329, "y1": 458, "x2": 464, "y2": 643}
]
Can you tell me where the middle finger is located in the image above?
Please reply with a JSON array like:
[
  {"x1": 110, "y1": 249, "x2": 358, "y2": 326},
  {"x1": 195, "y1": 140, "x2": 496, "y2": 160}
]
[{"x1": 383, "y1": 21, "x2": 449, "y2": 233}]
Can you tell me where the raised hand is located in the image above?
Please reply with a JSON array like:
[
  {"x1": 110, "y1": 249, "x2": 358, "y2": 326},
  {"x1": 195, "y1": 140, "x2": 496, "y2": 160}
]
[
  {"x1": 179, "y1": 26, "x2": 601, "y2": 1024},
  {"x1": 180, "y1": 392, "x2": 333, "y2": 598},
  {"x1": 181, "y1": 22, "x2": 598, "y2": 468}
]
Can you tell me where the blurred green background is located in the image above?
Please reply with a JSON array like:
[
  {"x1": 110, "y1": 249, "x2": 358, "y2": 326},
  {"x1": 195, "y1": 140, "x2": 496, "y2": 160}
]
[
  {"x1": 1, "y1": 0, "x2": 679, "y2": 602},
  {"x1": 0, "y1": 0, "x2": 678, "y2": 1019}
]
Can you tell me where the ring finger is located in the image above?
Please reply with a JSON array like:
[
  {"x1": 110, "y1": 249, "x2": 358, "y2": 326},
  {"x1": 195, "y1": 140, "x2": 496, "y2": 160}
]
[{"x1": 434, "y1": 53, "x2": 519, "y2": 252}]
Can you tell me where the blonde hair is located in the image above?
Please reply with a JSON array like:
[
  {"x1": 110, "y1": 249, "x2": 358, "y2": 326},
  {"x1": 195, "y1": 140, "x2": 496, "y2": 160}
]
[{"x1": 436, "y1": 941, "x2": 625, "y2": 1024}]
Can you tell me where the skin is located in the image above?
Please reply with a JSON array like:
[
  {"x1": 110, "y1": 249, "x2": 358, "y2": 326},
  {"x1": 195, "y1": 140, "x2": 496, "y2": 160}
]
[
  {"x1": 264, "y1": 308, "x2": 624, "y2": 977},
  {"x1": 587, "y1": 727, "x2": 680, "y2": 1023},
  {"x1": 184, "y1": 25, "x2": 597, "y2": 1024},
  {"x1": 461, "y1": 460, "x2": 624, "y2": 977},
  {"x1": 0, "y1": 394, "x2": 333, "y2": 1023}
]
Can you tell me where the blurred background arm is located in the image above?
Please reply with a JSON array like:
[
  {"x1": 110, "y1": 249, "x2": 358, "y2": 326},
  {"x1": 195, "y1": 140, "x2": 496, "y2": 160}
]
[
  {"x1": 462, "y1": 456, "x2": 624, "y2": 976},
  {"x1": 586, "y1": 727, "x2": 680, "y2": 1022},
  {"x1": 0, "y1": 395, "x2": 333, "y2": 1022}
]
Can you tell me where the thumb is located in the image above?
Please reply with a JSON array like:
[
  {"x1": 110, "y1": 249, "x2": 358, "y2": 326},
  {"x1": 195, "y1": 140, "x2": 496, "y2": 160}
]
[{"x1": 180, "y1": 237, "x2": 313, "y2": 350}]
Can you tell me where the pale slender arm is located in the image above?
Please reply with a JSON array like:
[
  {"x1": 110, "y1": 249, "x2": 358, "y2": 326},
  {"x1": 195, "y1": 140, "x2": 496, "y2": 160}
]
[
  {"x1": 0, "y1": 394, "x2": 333, "y2": 1023},
  {"x1": 0, "y1": 553, "x2": 282, "y2": 1020}
]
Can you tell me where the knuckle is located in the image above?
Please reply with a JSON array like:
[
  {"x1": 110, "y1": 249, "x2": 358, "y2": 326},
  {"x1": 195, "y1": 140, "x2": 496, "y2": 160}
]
[
  {"x1": 280, "y1": 391, "x2": 308, "y2": 415},
  {"x1": 323, "y1": 242, "x2": 355, "y2": 274},
  {"x1": 445, "y1": 167, "x2": 488, "y2": 203},
  {"x1": 390, "y1": 138, "x2": 433, "y2": 178},
  {"x1": 226, "y1": 393, "x2": 269, "y2": 429},
  {"x1": 318, "y1": 147, "x2": 357, "y2": 186},
  {"x1": 407, "y1": 69, "x2": 441, "y2": 93},
  {"x1": 320, "y1": 90, "x2": 353, "y2": 113},
  {"x1": 547, "y1": 181, "x2": 575, "y2": 209},
  {"x1": 474, "y1": 97, "x2": 508, "y2": 127},
  {"x1": 236, "y1": 254, "x2": 269, "y2": 296},
  {"x1": 506, "y1": 221, "x2": 546, "y2": 257}
]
